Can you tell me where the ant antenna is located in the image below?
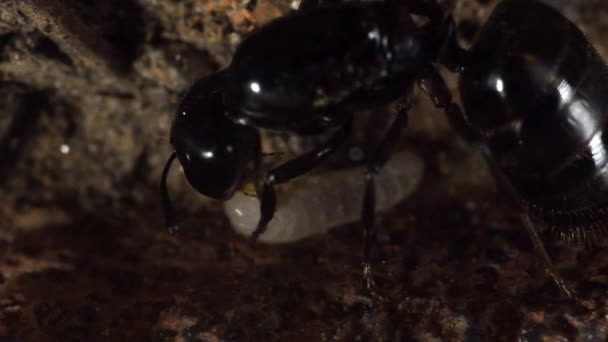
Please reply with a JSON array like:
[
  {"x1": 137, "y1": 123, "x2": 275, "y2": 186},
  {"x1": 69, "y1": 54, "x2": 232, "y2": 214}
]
[{"x1": 161, "y1": 151, "x2": 179, "y2": 235}]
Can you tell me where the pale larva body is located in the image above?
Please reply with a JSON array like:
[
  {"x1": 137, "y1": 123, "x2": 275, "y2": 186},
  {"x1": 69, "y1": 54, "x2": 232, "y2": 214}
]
[{"x1": 224, "y1": 148, "x2": 424, "y2": 243}]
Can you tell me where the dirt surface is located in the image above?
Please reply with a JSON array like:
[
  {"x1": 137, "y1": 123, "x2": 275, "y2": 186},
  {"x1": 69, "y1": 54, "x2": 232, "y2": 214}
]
[{"x1": 1, "y1": 0, "x2": 608, "y2": 341}]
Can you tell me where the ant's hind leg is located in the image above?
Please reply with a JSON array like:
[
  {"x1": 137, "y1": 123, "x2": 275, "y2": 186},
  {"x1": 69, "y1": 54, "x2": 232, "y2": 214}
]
[
  {"x1": 419, "y1": 67, "x2": 481, "y2": 143},
  {"x1": 361, "y1": 104, "x2": 409, "y2": 302},
  {"x1": 251, "y1": 118, "x2": 352, "y2": 241},
  {"x1": 520, "y1": 212, "x2": 578, "y2": 299},
  {"x1": 487, "y1": 160, "x2": 579, "y2": 301},
  {"x1": 420, "y1": 67, "x2": 577, "y2": 301}
]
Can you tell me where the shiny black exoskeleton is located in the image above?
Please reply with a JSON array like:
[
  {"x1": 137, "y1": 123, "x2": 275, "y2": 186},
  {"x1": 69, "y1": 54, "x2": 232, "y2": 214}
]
[
  {"x1": 457, "y1": 0, "x2": 608, "y2": 297},
  {"x1": 461, "y1": 0, "x2": 608, "y2": 235},
  {"x1": 161, "y1": 0, "x2": 460, "y2": 239},
  {"x1": 161, "y1": 0, "x2": 608, "y2": 299}
]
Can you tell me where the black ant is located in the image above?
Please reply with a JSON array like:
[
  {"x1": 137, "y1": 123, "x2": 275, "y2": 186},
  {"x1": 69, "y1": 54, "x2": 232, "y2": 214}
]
[{"x1": 161, "y1": 0, "x2": 608, "y2": 301}]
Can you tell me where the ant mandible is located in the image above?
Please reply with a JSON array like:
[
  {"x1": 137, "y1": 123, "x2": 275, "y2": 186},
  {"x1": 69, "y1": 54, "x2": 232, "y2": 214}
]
[{"x1": 161, "y1": 0, "x2": 608, "y2": 300}]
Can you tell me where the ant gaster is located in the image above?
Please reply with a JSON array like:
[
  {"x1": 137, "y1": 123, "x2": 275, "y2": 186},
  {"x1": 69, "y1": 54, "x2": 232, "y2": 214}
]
[{"x1": 161, "y1": 0, "x2": 608, "y2": 300}]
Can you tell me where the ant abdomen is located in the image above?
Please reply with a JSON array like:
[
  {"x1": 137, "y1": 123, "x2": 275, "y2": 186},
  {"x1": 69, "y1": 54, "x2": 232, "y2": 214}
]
[
  {"x1": 527, "y1": 139, "x2": 608, "y2": 244},
  {"x1": 459, "y1": 0, "x2": 608, "y2": 246},
  {"x1": 224, "y1": 147, "x2": 423, "y2": 243}
]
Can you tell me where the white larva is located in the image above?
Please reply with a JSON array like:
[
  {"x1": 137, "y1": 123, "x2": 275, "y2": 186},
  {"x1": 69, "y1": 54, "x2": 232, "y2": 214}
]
[{"x1": 224, "y1": 147, "x2": 424, "y2": 243}]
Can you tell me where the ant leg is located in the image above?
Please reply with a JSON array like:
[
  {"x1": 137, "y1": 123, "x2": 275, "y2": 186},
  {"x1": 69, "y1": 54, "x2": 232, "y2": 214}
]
[
  {"x1": 486, "y1": 160, "x2": 578, "y2": 300},
  {"x1": 437, "y1": 16, "x2": 468, "y2": 72},
  {"x1": 520, "y1": 211, "x2": 578, "y2": 299},
  {"x1": 420, "y1": 68, "x2": 577, "y2": 300},
  {"x1": 251, "y1": 118, "x2": 353, "y2": 241},
  {"x1": 361, "y1": 104, "x2": 409, "y2": 302},
  {"x1": 160, "y1": 151, "x2": 179, "y2": 235},
  {"x1": 418, "y1": 67, "x2": 481, "y2": 144}
]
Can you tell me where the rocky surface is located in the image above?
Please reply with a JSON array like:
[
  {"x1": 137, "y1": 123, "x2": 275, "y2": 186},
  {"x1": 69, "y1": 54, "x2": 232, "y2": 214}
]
[{"x1": 1, "y1": 0, "x2": 608, "y2": 340}]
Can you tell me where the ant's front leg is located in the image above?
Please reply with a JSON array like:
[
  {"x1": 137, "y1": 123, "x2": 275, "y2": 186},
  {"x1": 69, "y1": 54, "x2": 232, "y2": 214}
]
[
  {"x1": 361, "y1": 103, "x2": 409, "y2": 303},
  {"x1": 252, "y1": 118, "x2": 353, "y2": 241}
]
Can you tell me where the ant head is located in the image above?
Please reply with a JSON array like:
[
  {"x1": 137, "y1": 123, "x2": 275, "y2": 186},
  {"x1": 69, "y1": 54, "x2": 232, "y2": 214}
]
[{"x1": 170, "y1": 72, "x2": 261, "y2": 200}]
